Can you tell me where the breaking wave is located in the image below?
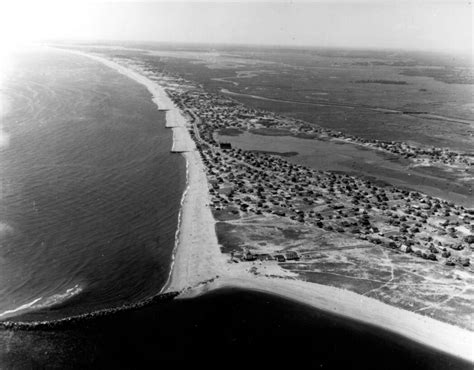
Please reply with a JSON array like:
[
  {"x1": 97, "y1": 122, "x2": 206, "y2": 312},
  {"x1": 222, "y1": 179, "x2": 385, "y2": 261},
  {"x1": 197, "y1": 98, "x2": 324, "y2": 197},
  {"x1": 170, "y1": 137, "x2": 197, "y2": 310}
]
[
  {"x1": 0, "y1": 298, "x2": 43, "y2": 319},
  {"x1": 0, "y1": 284, "x2": 83, "y2": 320}
]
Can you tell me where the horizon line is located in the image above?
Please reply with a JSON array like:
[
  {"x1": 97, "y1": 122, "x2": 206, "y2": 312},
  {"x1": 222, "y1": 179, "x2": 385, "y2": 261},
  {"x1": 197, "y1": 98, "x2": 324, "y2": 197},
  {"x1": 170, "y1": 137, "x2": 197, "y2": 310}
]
[{"x1": 45, "y1": 38, "x2": 473, "y2": 58}]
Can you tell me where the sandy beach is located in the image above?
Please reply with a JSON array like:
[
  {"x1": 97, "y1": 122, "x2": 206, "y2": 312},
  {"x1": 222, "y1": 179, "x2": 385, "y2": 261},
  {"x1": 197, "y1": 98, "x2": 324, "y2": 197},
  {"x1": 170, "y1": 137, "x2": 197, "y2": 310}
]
[{"x1": 60, "y1": 48, "x2": 474, "y2": 363}]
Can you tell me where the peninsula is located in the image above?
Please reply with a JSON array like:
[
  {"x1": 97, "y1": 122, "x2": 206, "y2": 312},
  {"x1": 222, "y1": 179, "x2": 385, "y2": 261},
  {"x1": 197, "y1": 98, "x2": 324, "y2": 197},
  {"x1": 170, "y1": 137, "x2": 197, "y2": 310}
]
[{"x1": 61, "y1": 47, "x2": 474, "y2": 363}]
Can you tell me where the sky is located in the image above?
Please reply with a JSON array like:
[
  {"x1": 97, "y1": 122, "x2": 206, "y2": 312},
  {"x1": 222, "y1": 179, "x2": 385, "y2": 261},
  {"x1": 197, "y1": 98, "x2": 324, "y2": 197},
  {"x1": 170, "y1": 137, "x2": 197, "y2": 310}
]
[{"x1": 0, "y1": 1, "x2": 472, "y2": 54}]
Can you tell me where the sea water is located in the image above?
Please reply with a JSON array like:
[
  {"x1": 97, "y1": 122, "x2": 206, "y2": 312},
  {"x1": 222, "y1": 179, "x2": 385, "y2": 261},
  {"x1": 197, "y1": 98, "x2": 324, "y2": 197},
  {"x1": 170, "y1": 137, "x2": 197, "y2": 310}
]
[{"x1": 0, "y1": 48, "x2": 185, "y2": 320}]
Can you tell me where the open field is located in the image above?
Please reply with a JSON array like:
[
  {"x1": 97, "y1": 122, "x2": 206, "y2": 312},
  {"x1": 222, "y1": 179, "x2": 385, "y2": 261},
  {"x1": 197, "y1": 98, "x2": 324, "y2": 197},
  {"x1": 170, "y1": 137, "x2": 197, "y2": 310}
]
[{"x1": 215, "y1": 213, "x2": 473, "y2": 330}]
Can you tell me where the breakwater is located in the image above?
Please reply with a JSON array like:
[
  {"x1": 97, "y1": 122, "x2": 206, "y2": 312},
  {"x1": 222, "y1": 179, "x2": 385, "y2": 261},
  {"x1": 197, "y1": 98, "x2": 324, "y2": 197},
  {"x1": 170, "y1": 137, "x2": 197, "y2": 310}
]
[{"x1": 0, "y1": 292, "x2": 179, "y2": 331}]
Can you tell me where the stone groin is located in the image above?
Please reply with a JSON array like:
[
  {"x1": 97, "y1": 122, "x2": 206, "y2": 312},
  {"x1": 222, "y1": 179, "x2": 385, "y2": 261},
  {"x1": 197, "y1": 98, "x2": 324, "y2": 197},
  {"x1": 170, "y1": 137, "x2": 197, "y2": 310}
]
[{"x1": 0, "y1": 292, "x2": 179, "y2": 331}]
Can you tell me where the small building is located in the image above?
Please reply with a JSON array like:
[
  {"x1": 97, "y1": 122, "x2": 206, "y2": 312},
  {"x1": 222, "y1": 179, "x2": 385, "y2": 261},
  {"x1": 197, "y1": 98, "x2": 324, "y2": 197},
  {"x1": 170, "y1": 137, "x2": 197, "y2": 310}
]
[
  {"x1": 383, "y1": 241, "x2": 397, "y2": 249},
  {"x1": 243, "y1": 251, "x2": 257, "y2": 261},
  {"x1": 285, "y1": 251, "x2": 300, "y2": 260},
  {"x1": 400, "y1": 244, "x2": 412, "y2": 253},
  {"x1": 450, "y1": 244, "x2": 464, "y2": 251},
  {"x1": 445, "y1": 258, "x2": 455, "y2": 266},
  {"x1": 257, "y1": 254, "x2": 273, "y2": 261},
  {"x1": 274, "y1": 254, "x2": 286, "y2": 262}
]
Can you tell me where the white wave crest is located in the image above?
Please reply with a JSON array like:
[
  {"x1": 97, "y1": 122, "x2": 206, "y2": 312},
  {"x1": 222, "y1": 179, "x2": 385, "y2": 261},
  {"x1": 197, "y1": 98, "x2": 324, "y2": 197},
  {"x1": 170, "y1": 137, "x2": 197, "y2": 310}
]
[
  {"x1": 0, "y1": 284, "x2": 83, "y2": 319},
  {"x1": 35, "y1": 284, "x2": 83, "y2": 310},
  {"x1": 0, "y1": 297, "x2": 42, "y2": 318}
]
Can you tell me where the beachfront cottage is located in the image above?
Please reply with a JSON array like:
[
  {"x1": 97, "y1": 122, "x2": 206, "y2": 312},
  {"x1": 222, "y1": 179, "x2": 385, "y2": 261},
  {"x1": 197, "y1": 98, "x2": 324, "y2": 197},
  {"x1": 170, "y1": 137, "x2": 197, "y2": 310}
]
[
  {"x1": 400, "y1": 244, "x2": 412, "y2": 253},
  {"x1": 257, "y1": 254, "x2": 274, "y2": 261},
  {"x1": 285, "y1": 251, "x2": 300, "y2": 260},
  {"x1": 274, "y1": 254, "x2": 286, "y2": 262},
  {"x1": 243, "y1": 250, "x2": 257, "y2": 261}
]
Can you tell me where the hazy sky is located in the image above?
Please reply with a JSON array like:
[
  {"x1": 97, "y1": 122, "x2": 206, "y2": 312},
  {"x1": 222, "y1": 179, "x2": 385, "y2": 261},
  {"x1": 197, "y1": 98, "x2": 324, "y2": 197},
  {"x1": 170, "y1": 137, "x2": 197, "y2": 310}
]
[{"x1": 0, "y1": 1, "x2": 472, "y2": 54}]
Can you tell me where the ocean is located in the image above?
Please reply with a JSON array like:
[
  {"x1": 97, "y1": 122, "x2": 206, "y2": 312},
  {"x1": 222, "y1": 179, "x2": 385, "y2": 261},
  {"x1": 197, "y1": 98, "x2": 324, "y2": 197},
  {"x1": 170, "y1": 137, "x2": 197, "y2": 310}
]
[
  {"x1": 0, "y1": 49, "x2": 470, "y2": 369},
  {"x1": 0, "y1": 48, "x2": 186, "y2": 321}
]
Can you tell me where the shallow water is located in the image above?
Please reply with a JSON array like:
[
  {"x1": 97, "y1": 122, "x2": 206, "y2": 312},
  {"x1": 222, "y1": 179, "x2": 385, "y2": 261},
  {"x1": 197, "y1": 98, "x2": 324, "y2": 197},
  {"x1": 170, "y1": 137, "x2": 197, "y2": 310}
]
[{"x1": 0, "y1": 49, "x2": 186, "y2": 320}]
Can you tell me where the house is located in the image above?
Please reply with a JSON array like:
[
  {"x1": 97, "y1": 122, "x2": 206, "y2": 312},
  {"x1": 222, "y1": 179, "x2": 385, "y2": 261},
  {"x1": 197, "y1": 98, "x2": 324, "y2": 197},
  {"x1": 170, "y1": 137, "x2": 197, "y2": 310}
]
[
  {"x1": 400, "y1": 244, "x2": 412, "y2": 253},
  {"x1": 383, "y1": 241, "x2": 397, "y2": 249},
  {"x1": 368, "y1": 236, "x2": 382, "y2": 244},
  {"x1": 450, "y1": 244, "x2": 464, "y2": 251},
  {"x1": 285, "y1": 251, "x2": 300, "y2": 260},
  {"x1": 243, "y1": 250, "x2": 257, "y2": 261},
  {"x1": 257, "y1": 254, "x2": 273, "y2": 261},
  {"x1": 274, "y1": 254, "x2": 286, "y2": 262}
]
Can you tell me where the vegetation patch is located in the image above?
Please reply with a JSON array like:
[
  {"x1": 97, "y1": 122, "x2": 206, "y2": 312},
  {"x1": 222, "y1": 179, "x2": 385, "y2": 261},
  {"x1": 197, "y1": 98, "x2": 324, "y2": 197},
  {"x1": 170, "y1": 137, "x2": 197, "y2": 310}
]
[
  {"x1": 281, "y1": 228, "x2": 305, "y2": 240},
  {"x1": 250, "y1": 150, "x2": 298, "y2": 157},
  {"x1": 294, "y1": 132, "x2": 319, "y2": 139},
  {"x1": 298, "y1": 271, "x2": 383, "y2": 294},
  {"x1": 215, "y1": 222, "x2": 245, "y2": 253},
  {"x1": 218, "y1": 127, "x2": 244, "y2": 136},
  {"x1": 212, "y1": 206, "x2": 241, "y2": 221},
  {"x1": 355, "y1": 79, "x2": 408, "y2": 85},
  {"x1": 250, "y1": 128, "x2": 292, "y2": 136},
  {"x1": 400, "y1": 67, "x2": 474, "y2": 84}
]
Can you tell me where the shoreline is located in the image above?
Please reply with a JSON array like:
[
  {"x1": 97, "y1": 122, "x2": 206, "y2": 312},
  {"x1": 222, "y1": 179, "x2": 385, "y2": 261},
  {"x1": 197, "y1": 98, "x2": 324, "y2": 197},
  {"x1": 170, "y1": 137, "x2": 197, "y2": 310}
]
[
  {"x1": 159, "y1": 157, "x2": 189, "y2": 294},
  {"x1": 57, "y1": 47, "x2": 224, "y2": 291},
  {"x1": 58, "y1": 48, "x2": 474, "y2": 363}
]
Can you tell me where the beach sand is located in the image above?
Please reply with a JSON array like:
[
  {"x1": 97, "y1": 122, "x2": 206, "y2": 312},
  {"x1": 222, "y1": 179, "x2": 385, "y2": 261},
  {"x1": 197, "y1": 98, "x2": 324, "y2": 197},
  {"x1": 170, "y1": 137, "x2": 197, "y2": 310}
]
[{"x1": 59, "y1": 48, "x2": 474, "y2": 363}]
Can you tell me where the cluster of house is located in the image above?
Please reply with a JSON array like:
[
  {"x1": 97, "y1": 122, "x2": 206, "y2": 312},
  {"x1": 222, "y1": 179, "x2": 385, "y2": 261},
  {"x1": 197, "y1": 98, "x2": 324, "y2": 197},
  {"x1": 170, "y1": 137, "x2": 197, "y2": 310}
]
[
  {"x1": 130, "y1": 56, "x2": 472, "y2": 170},
  {"x1": 204, "y1": 144, "x2": 472, "y2": 269},
  {"x1": 167, "y1": 81, "x2": 472, "y2": 169},
  {"x1": 231, "y1": 249, "x2": 300, "y2": 263},
  {"x1": 129, "y1": 58, "x2": 473, "y2": 270},
  {"x1": 339, "y1": 135, "x2": 472, "y2": 167}
]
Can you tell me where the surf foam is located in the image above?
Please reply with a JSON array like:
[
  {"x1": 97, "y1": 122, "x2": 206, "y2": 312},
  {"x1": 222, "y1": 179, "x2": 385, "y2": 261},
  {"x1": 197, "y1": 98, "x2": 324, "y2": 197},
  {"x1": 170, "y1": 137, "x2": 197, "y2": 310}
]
[{"x1": 0, "y1": 284, "x2": 83, "y2": 319}]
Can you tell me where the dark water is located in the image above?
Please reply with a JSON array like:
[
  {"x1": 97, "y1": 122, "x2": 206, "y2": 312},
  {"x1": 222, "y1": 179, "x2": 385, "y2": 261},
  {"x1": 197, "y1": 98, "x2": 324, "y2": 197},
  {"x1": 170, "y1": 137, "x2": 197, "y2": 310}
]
[
  {"x1": 0, "y1": 288, "x2": 470, "y2": 369},
  {"x1": 0, "y1": 49, "x2": 186, "y2": 320}
]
